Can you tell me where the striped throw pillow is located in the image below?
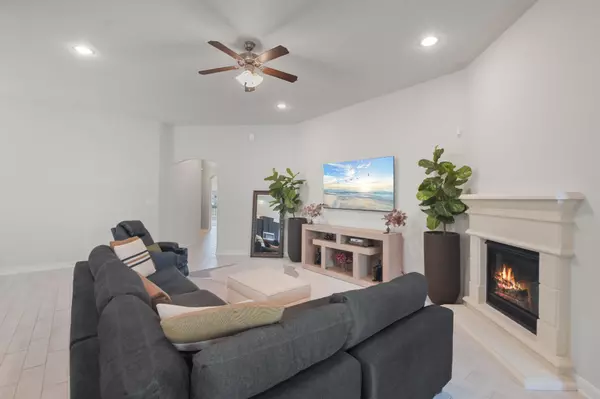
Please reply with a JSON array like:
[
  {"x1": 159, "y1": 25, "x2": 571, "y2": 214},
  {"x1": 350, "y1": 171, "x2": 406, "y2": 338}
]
[{"x1": 110, "y1": 237, "x2": 156, "y2": 277}]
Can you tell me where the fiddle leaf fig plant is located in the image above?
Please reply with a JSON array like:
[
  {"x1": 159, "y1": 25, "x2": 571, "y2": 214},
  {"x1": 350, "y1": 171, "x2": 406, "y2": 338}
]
[
  {"x1": 264, "y1": 168, "x2": 305, "y2": 217},
  {"x1": 417, "y1": 146, "x2": 472, "y2": 233}
]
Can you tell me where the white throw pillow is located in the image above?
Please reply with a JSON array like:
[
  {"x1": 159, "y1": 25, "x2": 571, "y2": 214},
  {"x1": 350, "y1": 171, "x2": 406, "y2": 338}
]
[{"x1": 110, "y1": 237, "x2": 156, "y2": 277}]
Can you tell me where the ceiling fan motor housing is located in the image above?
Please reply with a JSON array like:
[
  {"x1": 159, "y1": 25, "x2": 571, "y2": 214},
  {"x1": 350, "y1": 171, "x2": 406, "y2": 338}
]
[{"x1": 244, "y1": 41, "x2": 256, "y2": 52}]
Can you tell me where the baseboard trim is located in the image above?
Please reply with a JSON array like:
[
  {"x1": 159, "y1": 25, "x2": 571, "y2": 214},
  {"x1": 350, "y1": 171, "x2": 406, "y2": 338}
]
[
  {"x1": 0, "y1": 261, "x2": 75, "y2": 276},
  {"x1": 578, "y1": 375, "x2": 600, "y2": 399}
]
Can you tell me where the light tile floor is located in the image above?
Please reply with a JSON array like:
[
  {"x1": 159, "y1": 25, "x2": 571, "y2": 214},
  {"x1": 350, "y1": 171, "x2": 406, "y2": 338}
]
[
  {"x1": 0, "y1": 268, "x2": 71, "y2": 399},
  {"x1": 0, "y1": 256, "x2": 584, "y2": 399}
]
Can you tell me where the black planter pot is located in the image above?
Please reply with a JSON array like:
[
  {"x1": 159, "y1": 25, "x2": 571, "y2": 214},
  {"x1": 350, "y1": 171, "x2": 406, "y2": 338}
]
[
  {"x1": 424, "y1": 231, "x2": 461, "y2": 305},
  {"x1": 287, "y1": 217, "x2": 307, "y2": 262}
]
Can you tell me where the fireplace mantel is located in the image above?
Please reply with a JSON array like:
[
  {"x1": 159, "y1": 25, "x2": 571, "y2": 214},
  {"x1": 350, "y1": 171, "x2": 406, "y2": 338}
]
[{"x1": 456, "y1": 192, "x2": 584, "y2": 391}]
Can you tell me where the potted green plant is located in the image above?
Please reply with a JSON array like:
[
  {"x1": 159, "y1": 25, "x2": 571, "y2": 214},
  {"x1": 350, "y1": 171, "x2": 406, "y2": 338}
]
[
  {"x1": 264, "y1": 168, "x2": 306, "y2": 262},
  {"x1": 417, "y1": 146, "x2": 472, "y2": 304}
]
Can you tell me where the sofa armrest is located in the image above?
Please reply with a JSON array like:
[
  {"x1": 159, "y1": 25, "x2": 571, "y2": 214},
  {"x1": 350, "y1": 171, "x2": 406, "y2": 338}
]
[
  {"x1": 191, "y1": 303, "x2": 352, "y2": 399},
  {"x1": 348, "y1": 305, "x2": 453, "y2": 399},
  {"x1": 157, "y1": 241, "x2": 180, "y2": 251},
  {"x1": 71, "y1": 262, "x2": 99, "y2": 346}
]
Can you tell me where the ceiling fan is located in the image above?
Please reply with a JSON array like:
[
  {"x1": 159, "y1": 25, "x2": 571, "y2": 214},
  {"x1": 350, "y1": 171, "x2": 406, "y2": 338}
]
[{"x1": 198, "y1": 40, "x2": 298, "y2": 92}]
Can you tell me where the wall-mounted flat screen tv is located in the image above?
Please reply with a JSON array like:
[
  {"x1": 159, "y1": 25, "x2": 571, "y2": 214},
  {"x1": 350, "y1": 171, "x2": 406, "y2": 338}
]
[{"x1": 323, "y1": 156, "x2": 395, "y2": 212}]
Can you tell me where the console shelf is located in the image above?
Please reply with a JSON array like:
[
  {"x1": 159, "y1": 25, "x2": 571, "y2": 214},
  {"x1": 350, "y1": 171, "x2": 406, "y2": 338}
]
[
  {"x1": 311, "y1": 239, "x2": 382, "y2": 256},
  {"x1": 301, "y1": 224, "x2": 403, "y2": 287}
]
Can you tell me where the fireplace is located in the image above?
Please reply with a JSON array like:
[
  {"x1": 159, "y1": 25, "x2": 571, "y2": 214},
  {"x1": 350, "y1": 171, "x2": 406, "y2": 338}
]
[{"x1": 486, "y1": 241, "x2": 540, "y2": 334}]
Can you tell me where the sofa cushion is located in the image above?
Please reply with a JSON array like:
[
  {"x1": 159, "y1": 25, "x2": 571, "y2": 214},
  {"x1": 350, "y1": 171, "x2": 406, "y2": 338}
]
[
  {"x1": 70, "y1": 262, "x2": 99, "y2": 346},
  {"x1": 191, "y1": 303, "x2": 351, "y2": 399},
  {"x1": 170, "y1": 290, "x2": 226, "y2": 307},
  {"x1": 98, "y1": 295, "x2": 189, "y2": 399},
  {"x1": 147, "y1": 266, "x2": 198, "y2": 296},
  {"x1": 330, "y1": 272, "x2": 427, "y2": 349},
  {"x1": 254, "y1": 352, "x2": 361, "y2": 399},
  {"x1": 94, "y1": 259, "x2": 150, "y2": 314},
  {"x1": 70, "y1": 337, "x2": 101, "y2": 399},
  {"x1": 88, "y1": 245, "x2": 119, "y2": 278}
]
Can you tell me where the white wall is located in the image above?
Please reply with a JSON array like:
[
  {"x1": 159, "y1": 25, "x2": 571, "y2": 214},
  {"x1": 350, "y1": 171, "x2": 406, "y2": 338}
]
[
  {"x1": 158, "y1": 124, "x2": 175, "y2": 240},
  {"x1": 169, "y1": 159, "x2": 203, "y2": 247},
  {"x1": 0, "y1": 98, "x2": 161, "y2": 273},
  {"x1": 466, "y1": 0, "x2": 600, "y2": 390},
  {"x1": 299, "y1": 71, "x2": 470, "y2": 275},
  {"x1": 173, "y1": 125, "x2": 303, "y2": 255}
]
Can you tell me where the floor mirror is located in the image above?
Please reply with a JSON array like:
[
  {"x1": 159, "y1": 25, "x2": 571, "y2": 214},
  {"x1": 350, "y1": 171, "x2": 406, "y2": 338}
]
[{"x1": 250, "y1": 190, "x2": 284, "y2": 258}]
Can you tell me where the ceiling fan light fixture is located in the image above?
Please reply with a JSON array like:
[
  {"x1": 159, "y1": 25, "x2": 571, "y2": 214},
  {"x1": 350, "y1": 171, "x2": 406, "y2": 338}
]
[{"x1": 236, "y1": 70, "x2": 263, "y2": 88}]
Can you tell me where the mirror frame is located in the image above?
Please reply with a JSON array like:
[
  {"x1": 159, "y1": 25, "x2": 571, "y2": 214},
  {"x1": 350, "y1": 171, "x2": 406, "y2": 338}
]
[{"x1": 250, "y1": 190, "x2": 285, "y2": 258}]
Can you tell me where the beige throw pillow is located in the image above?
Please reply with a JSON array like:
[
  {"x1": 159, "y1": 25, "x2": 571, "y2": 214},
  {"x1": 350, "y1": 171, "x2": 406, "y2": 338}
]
[{"x1": 159, "y1": 303, "x2": 284, "y2": 344}]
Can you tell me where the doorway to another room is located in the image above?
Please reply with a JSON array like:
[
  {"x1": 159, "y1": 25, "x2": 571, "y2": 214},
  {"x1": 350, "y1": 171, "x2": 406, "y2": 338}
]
[{"x1": 196, "y1": 160, "x2": 218, "y2": 269}]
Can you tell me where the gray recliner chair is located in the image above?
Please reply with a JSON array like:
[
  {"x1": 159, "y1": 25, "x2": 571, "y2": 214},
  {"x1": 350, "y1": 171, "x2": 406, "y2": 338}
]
[{"x1": 111, "y1": 220, "x2": 189, "y2": 276}]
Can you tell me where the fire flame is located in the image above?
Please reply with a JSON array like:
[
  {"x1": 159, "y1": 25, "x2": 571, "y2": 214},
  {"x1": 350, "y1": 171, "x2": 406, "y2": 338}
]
[{"x1": 495, "y1": 264, "x2": 525, "y2": 291}]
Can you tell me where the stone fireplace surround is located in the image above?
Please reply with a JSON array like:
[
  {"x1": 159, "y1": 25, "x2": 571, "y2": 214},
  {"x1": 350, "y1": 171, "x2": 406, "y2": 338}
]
[{"x1": 454, "y1": 193, "x2": 584, "y2": 391}]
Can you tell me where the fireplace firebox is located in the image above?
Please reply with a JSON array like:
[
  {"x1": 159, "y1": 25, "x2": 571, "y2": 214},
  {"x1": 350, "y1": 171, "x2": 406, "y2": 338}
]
[{"x1": 486, "y1": 241, "x2": 540, "y2": 334}]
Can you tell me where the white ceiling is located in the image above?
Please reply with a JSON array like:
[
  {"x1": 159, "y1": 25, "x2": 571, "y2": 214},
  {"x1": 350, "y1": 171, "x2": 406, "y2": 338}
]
[{"x1": 0, "y1": 0, "x2": 535, "y2": 125}]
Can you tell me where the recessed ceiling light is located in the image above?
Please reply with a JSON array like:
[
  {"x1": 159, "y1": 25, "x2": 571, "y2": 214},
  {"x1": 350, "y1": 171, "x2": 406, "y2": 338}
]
[
  {"x1": 73, "y1": 45, "x2": 95, "y2": 56},
  {"x1": 276, "y1": 103, "x2": 287, "y2": 110},
  {"x1": 421, "y1": 36, "x2": 439, "y2": 47}
]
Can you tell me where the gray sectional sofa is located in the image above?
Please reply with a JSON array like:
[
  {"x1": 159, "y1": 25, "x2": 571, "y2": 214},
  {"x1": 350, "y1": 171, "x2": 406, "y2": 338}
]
[{"x1": 70, "y1": 245, "x2": 454, "y2": 399}]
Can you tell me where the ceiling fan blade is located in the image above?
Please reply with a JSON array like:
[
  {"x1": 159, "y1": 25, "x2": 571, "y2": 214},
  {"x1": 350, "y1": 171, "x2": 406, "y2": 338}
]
[
  {"x1": 198, "y1": 65, "x2": 239, "y2": 75},
  {"x1": 256, "y1": 45, "x2": 289, "y2": 64},
  {"x1": 261, "y1": 66, "x2": 298, "y2": 83},
  {"x1": 208, "y1": 41, "x2": 243, "y2": 61}
]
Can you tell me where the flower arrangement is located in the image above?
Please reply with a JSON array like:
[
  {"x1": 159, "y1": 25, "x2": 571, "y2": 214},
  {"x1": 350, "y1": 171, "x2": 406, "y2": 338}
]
[
  {"x1": 335, "y1": 252, "x2": 347, "y2": 265},
  {"x1": 334, "y1": 251, "x2": 353, "y2": 272},
  {"x1": 302, "y1": 203, "x2": 325, "y2": 224},
  {"x1": 382, "y1": 209, "x2": 408, "y2": 233}
]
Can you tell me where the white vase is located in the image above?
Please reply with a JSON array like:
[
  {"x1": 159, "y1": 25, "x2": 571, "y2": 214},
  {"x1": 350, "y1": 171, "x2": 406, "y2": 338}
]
[{"x1": 313, "y1": 215, "x2": 325, "y2": 225}]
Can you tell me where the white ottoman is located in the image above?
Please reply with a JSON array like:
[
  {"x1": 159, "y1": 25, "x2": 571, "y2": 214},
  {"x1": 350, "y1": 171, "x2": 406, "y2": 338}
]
[{"x1": 227, "y1": 268, "x2": 311, "y2": 306}]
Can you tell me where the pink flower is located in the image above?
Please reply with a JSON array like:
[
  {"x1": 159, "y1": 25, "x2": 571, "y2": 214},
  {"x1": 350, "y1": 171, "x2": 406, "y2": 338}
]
[
  {"x1": 335, "y1": 252, "x2": 347, "y2": 264},
  {"x1": 302, "y1": 203, "x2": 324, "y2": 219},
  {"x1": 382, "y1": 209, "x2": 408, "y2": 228}
]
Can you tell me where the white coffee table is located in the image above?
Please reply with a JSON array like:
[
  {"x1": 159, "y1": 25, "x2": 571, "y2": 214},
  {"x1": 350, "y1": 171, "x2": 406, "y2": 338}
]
[{"x1": 227, "y1": 268, "x2": 311, "y2": 306}]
